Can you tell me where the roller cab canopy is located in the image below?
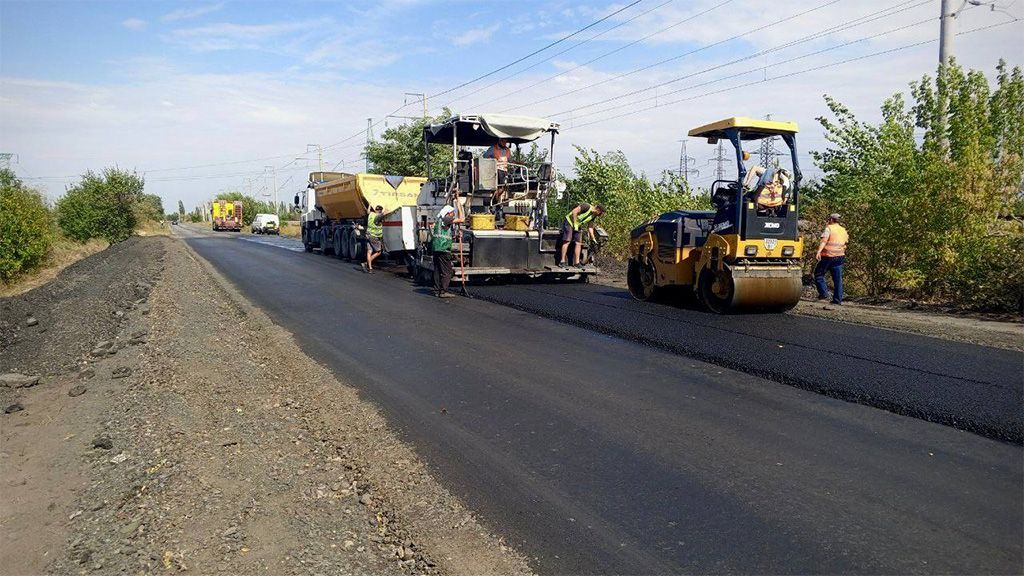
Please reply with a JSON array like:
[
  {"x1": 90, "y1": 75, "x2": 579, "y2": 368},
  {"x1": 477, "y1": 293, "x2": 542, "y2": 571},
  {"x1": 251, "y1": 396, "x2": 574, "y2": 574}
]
[
  {"x1": 424, "y1": 113, "x2": 560, "y2": 147},
  {"x1": 688, "y1": 117, "x2": 799, "y2": 142}
]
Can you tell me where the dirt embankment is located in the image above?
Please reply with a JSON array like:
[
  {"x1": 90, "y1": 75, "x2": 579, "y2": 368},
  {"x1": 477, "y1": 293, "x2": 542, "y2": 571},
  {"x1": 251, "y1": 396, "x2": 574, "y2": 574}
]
[{"x1": 1, "y1": 236, "x2": 532, "y2": 576}]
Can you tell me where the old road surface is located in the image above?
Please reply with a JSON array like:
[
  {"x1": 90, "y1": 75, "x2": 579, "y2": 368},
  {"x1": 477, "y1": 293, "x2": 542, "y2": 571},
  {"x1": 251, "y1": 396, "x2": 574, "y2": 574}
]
[{"x1": 178, "y1": 226, "x2": 1023, "y2": 575}]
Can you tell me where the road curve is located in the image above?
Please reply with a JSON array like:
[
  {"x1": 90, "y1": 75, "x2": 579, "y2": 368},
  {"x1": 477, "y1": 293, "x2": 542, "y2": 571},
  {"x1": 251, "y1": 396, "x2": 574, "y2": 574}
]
[{"x1": 183, "y1": 230, "x2": 1023, "y2": 575}]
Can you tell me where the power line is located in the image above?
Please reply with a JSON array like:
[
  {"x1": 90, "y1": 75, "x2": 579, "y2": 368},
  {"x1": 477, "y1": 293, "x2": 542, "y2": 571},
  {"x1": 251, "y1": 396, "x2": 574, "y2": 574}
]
[
  {"x1": 427, "y1": 0, "x2": 645, "y2": 102},
  {"x1": 548, "y1": 0, "x2": 931, "y2": 121},
  {"x1": 567, "y1": 18, "x2": 1020, "y2": 131},
  {"x1": 473, "y1": 0, "x2": 734, "y2": 113},
  {"x1": 445, "y1": 0, "x2": 675, "y2": 110},
  {"x1": 557, "y1": 11, "x2": 941, "y2": 125},
  {"x1": 504, "y1": 0, "x2": 845, "y2": 114}
]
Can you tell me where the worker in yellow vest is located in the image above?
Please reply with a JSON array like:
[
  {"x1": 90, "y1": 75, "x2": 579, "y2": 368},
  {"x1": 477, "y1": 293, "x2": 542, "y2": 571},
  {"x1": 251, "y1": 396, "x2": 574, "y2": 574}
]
[
  {"x1": 362, "y1": 205, "x2": 385, "y2": 274},
  {"x1": 558, "y1": 203, "x2": 606, "y2": 268},
  {"x1": 814, "y1": 213, "x2": 849, "y2": 305}
]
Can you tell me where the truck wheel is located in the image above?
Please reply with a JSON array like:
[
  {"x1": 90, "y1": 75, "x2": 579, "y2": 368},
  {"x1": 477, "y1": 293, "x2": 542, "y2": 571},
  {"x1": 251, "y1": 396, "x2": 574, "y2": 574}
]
[
  {"x1": 340, "y1": 228, "x2": 351, "y2": 260},
  {"x1": 350, "y1": 233, "x2": 365, "y2": 262},
  {"x1": 320, "y1": 229, "x2": 334, "y2": 256},
  {"x1": 301, "y1": 228, "x2": 313, "y2": 252},
  {"x1": 333, "y1": 230, "x2": 344, "y2": 259}
]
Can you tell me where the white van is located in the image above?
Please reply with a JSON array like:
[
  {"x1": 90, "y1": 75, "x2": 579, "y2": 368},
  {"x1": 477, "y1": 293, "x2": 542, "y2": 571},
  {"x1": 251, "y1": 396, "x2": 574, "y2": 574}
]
[{"x1": 251, "y1": 213, "x2": 280, "y2": 235}]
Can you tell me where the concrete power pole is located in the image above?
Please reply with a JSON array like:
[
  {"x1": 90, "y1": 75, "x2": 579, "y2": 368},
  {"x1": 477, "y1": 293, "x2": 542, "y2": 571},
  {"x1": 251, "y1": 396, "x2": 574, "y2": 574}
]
[
  {"x1": 939, "y1": 0, "x2": 955, "y2": 64},
  {"x1": 366, "y1": 118, "x2": 374, "y2": 172},
  {"x1": 265, "y1": 165, "x2": 277, "y2": 215}
]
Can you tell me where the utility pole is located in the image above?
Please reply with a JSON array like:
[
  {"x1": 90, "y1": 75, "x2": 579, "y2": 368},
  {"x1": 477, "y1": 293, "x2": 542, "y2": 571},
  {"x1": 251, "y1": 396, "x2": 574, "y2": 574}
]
[
  {"x1": 405, "y1": 92, "x2": 427, "y2": 120},
  {"x1": 366, "y1": 118, "x2": 374, "y2": 172},
  {"x1": 940, "y1": 0, "x2": 955, "y2": 64},
  {"x1": 307, "y1": 144, "x2": 323, "y2": 173},
  {"x1": 677, "y1": 139, "x2": 698, "y2": 184},
  {"x1": 265, "y1": 165, "x2": 277, "y2": 215}
]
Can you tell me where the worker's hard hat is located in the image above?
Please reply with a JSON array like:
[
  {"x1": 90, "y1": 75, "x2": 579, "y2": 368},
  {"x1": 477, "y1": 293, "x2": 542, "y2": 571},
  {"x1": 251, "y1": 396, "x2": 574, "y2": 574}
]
[{"x1": 741, "y1": 151, "x2": 751, "y2": 161}]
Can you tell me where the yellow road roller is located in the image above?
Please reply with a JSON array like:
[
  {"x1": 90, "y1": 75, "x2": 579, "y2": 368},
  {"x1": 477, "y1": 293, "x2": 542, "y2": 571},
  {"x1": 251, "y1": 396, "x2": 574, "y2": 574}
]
[{"x1": 627, "y1": 117, "x2": 804, "y2": 313}]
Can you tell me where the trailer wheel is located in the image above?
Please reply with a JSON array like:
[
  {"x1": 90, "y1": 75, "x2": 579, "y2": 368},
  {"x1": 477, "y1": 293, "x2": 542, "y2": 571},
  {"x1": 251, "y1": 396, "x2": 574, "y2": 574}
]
[
  {"x1": 333, "y1": 230, "x2": 344, "y2": 259},
  {"x1": 349, "y1": 231, "x2": 365, "y2": 262},
  {"x1": 340, "y1": 228, "x2": 352, "y2": 260}
]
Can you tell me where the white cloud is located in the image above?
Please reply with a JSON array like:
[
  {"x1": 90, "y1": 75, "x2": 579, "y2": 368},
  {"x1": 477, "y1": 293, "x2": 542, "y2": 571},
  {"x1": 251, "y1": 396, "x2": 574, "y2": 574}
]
[
  {"x1": 168, "y1": 19, "x2": 331, "y2": 52},
  {"x1": 121, "y1": 18, "x2": 148, "y2": 31},
  {"x1": 453, "y1": 24, "x2": 499, "y2": 47},
  {"x1": 162, "y1": 2, "x2": 225, "y2": 22}
]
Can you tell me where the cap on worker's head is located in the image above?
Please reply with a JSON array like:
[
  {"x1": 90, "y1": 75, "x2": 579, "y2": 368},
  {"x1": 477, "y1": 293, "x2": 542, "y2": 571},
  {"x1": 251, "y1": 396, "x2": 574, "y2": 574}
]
[
  {"x1": 375, "y1": 205, "x2": 383, "y2": 212},
  {"x1": 442, "y1": 213, "x2": 454, "y2": 225},
  {"x1": 830, "y1": 213, "x2": 841, "y2": 221},
  {"x1": 742, "y1": 151, "x2": 751, "y2": 161}
]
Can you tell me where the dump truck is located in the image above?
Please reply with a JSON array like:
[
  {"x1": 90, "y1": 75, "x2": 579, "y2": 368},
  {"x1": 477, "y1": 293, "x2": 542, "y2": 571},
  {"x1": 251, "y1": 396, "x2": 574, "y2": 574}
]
[
  {"x1": 295, "y1": 171, "x2": 426, "y2": 264},
  {"x1": 211, "y1": 200, "x2": 243, "y2": 232},
  {"x1": 405, "y1": 113, "x2": 601, "y2": 284},
  {"x1": 627, "y1": 117, "x2": 803, "y2": 313}
]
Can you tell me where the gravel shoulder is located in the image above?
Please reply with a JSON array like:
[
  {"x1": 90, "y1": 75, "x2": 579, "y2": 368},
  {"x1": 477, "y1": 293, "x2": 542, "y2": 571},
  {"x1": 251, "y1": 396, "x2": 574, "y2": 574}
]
[
  {"x1": 592, "y1": 254, "x2": 1023, "y2": 352},
  {"x1": 1, "y1": 236, "x2": 532, "y2": 575}
]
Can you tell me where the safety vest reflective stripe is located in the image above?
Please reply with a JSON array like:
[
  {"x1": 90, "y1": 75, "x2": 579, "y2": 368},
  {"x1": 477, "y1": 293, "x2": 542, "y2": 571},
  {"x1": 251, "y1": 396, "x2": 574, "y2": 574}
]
[
  {"x1": 366, "y1": 214, "x2": 382, "y2": 236},
  {"x1": 566, "y1": 206, "x2": 595, "y2": 230},
  {"x1": 822, "y1": 223, "x2": 848, "y2": 256}
]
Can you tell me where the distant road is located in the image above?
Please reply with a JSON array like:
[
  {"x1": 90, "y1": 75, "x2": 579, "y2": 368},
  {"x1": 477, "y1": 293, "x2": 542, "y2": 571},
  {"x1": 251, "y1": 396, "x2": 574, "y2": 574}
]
[{"x1": 180, "y1": 227, "x2": 1023, "y2": 575}]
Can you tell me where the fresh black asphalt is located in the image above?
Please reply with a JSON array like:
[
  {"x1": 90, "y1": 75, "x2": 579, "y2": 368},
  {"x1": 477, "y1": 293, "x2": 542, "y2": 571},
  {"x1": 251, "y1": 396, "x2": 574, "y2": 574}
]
[
  {"x1": 468, "y1": 282, "x2": 1024, "y2": 444},
  {"x1": 185, "y1": 231, "x2": 1023, "y2": 575}
]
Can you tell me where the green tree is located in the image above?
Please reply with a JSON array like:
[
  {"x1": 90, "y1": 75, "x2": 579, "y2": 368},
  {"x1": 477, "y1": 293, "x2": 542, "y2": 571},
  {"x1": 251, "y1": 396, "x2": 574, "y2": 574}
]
[
  {"x1": 555, "y1": 147, "x2": 709, "y2": 257},
  {"x1": 0, "y1": 169, "x2": 52, "y2": 282},
  {"x1": 810, "y1": 59, "x2": 1024, "y2": 311},
  {"x1": 56, "y1": 168, "x2": 145, "y2": 243},
  {"x1": 178, "y1": 200, "x2": 186, "y2": 216},
  {"x1": 365, "y1": 109, "x2": 453, "y2": 177}
]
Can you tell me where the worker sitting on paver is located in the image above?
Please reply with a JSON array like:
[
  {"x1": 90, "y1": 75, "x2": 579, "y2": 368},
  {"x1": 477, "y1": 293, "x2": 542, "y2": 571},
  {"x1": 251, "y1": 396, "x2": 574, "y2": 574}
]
[
  {"x1": 362, "y1": 205, "x2": 385, "y2": 274},
  {"x1": 484, "y1": 138, "x2": 512, "y2": 204},
  {"x1": 815, "y1": 213, "x2": 849, "y2": 306},
  {"x1": 432, "y1": 199, "x2": 465, "y2": 299},
  {"x1": 558, "y1": 203, "x2": 605, "y2": 268}
]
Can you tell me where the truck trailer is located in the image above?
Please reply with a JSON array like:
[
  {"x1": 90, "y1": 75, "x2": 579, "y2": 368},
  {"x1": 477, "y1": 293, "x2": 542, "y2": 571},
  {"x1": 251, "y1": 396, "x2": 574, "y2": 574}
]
[
  {"x1": 211, "y1": 200, "x2": 243, "y2": 232},
  {"x1": 295, "y1": 172, "x2": 426, "y2": 266}
]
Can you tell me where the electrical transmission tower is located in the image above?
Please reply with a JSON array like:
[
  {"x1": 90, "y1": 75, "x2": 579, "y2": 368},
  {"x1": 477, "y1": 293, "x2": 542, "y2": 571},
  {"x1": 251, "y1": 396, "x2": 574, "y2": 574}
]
[
  {"x1": 757, "y1": 114, "x2": 785, "y2": 168},
  {"x1": 677, "y1": 139, "x2": 698, "y2": 184},
  {"x1": 710, "y1": 140, "x2": 728, "y2": 182}
]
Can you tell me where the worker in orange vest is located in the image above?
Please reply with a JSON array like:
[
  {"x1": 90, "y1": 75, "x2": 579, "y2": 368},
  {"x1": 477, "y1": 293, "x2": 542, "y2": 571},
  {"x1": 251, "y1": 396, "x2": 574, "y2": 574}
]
[
  {"x1": 814, "y1": 213, "x2": 849, "y2": 305},
  {"x1": 485, "y1": 139, "x2": 512, "y2": 204}
]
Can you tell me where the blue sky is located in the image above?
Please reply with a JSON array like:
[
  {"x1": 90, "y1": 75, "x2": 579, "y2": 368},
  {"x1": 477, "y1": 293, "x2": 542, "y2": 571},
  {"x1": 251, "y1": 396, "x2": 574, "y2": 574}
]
[{"x1": 1, "y1": 0, "x2": 1021, "y2": 211}]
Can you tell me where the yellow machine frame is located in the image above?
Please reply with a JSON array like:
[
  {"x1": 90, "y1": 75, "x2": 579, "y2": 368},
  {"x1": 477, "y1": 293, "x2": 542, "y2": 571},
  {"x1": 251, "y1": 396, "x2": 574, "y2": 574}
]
[{"x1": 628, "y1": 117, "x2": 804, "y2": 312}]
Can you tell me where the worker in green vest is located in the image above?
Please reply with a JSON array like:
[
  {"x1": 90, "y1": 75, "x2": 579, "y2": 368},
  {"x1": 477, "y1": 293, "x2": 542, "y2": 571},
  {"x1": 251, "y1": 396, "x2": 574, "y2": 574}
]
[
  {"x1": 432, "y1": 200, "x2": 465, "y2": 298},
  {"x1": 362, "y1": 205, "x2": 385, "y2": 274},
  {"x1": 558, "y1": 203, "x2": 606, "y2": 268}
]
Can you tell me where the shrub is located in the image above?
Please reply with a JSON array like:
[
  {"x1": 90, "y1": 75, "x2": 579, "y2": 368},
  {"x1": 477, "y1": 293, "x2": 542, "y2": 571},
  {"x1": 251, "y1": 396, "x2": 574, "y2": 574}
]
[
  {"x1": 56, "y1": 168, "x2": 145, "y2": 243},
  {"x1": 553, "y1": 147, "x2": 710, "y2": 257},
  {"x1": 0, "y1": 169, "x2": 52, "y2": 282}
]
